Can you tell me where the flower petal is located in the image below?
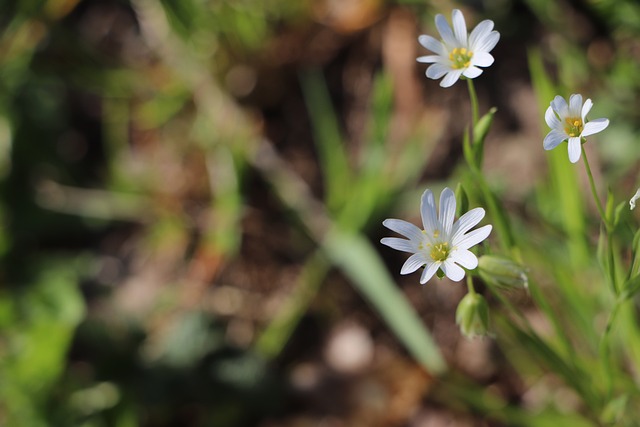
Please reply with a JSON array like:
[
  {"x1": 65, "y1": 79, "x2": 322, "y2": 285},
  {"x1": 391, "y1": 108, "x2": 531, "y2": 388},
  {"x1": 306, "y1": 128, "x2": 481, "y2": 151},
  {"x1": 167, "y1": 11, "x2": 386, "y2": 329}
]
[
  {"x1": 420, "y1": 189, "x2": 439, "y2": 234},
  {"x1": 543, "y1": 129, "x2": 567, "y2": 150},
  {"x1": 426, "y1": 63, "x2": 450, "y2": 79},
  {"x1": 383, "y1": 218, "x2": 423, "y2": 242},
  {"x1": 630, "y1": 188, "x2": 640, "y2": 210},
  {"x1": 581, "y1": 98, "x2": 593, "y2": 121},
  {"x1": 567, "y1": 136, "x2": 581, "y2": 163},
  {"x1": 451, "y1": 207, "x2": 485, "y2": 243},
  {"x1": 451, "y1": 9, "x2": 467, "y2": 46},
  {"x1": 439, "y1": 187, "x2": 456, "y2": 236},
  {"x1": 418, "y1": 34, "x2": 446, "y2": 56},
  {"x1": 462, "y1": 66, "x2": 483, "y2": 79},
  {"x1": 474, "y1": 31, "x2": 499, "y2": 53},
  {"x1": 380, "y1": 237, "x2": 418, "y2": 253},
  {"x1": 569, "y1": 94, "x2": 583, "y2": 117},
  {"x1": 582, "y1": 118, "x2": 609, "y2": 137},
  {"x1": 420, "y1": 262, "x2": 440, "y2": 284},
  {"x1": 417, "y1": 55, "x2": 443, "y2": 64},
  {"x1": 471, "y1": 51, "x2": 494, "y2": 67},
  {"x1": 442, "y1": 259, "x2": 466, "y2": 282},
  {"x1": 451, "y1": 248, "x2": 478, "y2": 269},
  {"x1": 401, "y1": 253, "x2": 426, "y2": 275},
  {"x1": 435, "y1": 13, "x2": 458, "y2": 48},
  {"x1": 469, "y1": 20, "x2": 494, "y2": 49},
  {"x1": 545, "y1": 105, "x2": 561, "y2": 129},
  {"x1": 455, "y1": 224, "x2": 492, "y2": 250},
  {"x1": 440, "y1": 69, "x2": 464, "y2": 87},
  {"x1": 551, "y1": 95, "x2": 569, "y2": 119}
]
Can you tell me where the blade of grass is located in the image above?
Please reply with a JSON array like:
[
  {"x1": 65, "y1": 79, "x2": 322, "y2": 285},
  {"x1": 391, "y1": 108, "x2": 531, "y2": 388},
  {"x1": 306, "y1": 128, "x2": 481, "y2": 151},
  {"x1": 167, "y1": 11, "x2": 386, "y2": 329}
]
[{"x1": 300, "y1": 69, "x2": 351, "y2": 214}]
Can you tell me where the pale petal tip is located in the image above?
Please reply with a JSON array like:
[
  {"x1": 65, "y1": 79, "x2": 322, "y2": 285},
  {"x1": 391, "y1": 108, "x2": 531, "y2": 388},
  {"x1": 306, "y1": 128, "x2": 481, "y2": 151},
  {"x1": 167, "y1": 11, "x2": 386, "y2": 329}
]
[{"x1": 630, "y1": 188, "x2": 640, "y2": 210}]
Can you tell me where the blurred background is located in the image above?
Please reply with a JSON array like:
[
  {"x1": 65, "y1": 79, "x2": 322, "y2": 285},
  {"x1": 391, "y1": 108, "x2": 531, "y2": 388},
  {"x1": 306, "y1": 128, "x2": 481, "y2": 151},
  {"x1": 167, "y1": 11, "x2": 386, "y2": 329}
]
[{"x1": 1, "y1": 0, "x2": 640, "y2": 426}]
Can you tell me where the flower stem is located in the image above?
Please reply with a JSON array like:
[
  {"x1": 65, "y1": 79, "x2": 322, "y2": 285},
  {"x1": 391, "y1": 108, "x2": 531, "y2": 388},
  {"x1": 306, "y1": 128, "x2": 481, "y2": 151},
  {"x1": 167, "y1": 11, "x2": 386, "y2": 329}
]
[
  {"x1": 581, "y1": 145, "x2": 609, "y2": 230},
  {"x1": 466, "y1": 275, "x2": 476, "y2": 295},
  {"x1": 581, "y1": 145, "x2": 618, "y2": 294},
  {"x1": 464, "y1": 79, "x2": 514, "y2": 252},
  {"x1": 467, "y1": 78, "x2": 479, "y2": 127}
]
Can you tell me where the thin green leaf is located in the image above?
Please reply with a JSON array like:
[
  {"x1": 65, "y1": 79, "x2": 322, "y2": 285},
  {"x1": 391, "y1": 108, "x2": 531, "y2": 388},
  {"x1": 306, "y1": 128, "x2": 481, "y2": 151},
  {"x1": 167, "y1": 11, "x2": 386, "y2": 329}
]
[{"x1": 300, "y1": 70, "x2": 351, "y2": 213}]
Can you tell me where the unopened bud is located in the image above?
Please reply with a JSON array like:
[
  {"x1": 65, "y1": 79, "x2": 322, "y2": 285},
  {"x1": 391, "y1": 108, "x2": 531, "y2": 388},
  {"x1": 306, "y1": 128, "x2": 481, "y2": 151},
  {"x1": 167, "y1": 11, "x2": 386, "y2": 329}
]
[
  {"x1": 478, "y1": 255, "x2": 528, "y2": 290},
  {"x1": 455, "y1": 293, "x2": 490, "y2": 339}
]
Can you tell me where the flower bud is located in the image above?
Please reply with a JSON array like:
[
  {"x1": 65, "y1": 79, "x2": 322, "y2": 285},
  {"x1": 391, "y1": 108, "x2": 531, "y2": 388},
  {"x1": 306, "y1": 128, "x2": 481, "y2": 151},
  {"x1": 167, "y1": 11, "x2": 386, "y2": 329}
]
[
  {"x1": 455, "y1": 293, "x2": 490, "y2": 339},
  {"x1": 478, "y1": 255, "x2": 528, "y2": 290}
]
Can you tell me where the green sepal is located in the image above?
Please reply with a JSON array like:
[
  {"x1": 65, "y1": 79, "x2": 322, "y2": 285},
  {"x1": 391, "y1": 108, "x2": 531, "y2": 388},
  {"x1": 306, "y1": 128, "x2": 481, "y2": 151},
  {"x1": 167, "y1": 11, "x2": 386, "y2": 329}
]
[{"x1": 455, "y1": 292, "x2": 491, "y2": 339}]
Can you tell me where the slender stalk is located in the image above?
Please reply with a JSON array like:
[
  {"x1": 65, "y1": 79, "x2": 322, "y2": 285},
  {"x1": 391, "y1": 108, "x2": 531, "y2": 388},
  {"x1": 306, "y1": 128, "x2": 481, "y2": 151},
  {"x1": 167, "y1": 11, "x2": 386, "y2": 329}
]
[
  {"x1": 581, "y1": 145, "x2": 622, "y2": 403},
  {"x1": 608, "y1": 233, "x2": 618, "y2": 295},
  {"x1": 466, "y1": 275, "x2": 476, "y2": 295},
  {"x1": 464, "y1": 79, "x2": 514, "y2": 252},
  {"x1": 467, "y1": 78, "x2": 479, "y2": 127},
  {"x1": 581, "y1": 146, "x2": 618, "y2": 294},
  {"x1": 581, "y1": 145, "x2": 609, "y2": 230}
]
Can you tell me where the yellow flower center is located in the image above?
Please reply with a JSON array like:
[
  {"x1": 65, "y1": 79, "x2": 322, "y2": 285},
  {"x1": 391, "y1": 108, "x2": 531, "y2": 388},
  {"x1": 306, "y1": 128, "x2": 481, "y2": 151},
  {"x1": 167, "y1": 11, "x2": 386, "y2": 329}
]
[
  {"x1": 449, "y1": 47, "x2": 473, "y2": 70},
  {"x1": 564, "y1": 117, "x2": 583, "y2": 138},
  {"x1": 430, "y1": 242, "x2": 450, "y2": 262}
]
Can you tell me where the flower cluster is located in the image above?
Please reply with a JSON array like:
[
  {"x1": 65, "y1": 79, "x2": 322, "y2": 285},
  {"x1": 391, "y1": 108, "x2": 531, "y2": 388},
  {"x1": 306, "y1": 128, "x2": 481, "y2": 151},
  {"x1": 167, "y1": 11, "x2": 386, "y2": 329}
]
[{"x1": 384, "y1": 8, "x2": 618, "y2": 342}]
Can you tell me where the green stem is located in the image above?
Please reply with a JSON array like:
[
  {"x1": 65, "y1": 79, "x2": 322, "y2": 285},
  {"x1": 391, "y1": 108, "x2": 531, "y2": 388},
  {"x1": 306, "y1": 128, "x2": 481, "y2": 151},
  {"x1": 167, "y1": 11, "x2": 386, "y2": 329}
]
[
  {"x1": 581, "y1": 146, "x2": 618, "y2": 294},
  {"x1": 581, "y1": 145, "x2": 609, "y2": 230},
  {"x1": 581, "y1": 146, "x2": 622, "y2": 401},
  {"x1": 608, "y1": 232, "x2": 618, "y2": 295},
  {"x1": 464, "y1": 79, "x2": 514, "y2": 252},
  {"x1": 466, "y1": 275, "x2": 476, "y2": 295},
  {"x1": 467, "y1": 78, "x2": 479, "y2": 127}
]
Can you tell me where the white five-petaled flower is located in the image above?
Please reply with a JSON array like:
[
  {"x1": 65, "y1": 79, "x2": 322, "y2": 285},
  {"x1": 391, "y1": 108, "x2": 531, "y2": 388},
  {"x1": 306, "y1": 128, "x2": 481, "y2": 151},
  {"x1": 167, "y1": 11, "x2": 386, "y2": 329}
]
[
  {"x1": 417, "y1": 9, "x2": 500, "y2": 88},
  {"x1": 544, "y1": 94, "x2": 610, "y2": 163},
  {"x1": 381, "y1": 187, "x2": 492, "y2": 284}
]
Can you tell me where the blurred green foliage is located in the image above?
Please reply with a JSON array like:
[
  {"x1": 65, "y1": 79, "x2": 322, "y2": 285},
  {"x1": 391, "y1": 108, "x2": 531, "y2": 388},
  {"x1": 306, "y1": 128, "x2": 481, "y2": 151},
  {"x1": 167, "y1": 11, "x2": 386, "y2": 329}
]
[{"x1": 0, "y1": 0, "x2": 639, "y2": 426}]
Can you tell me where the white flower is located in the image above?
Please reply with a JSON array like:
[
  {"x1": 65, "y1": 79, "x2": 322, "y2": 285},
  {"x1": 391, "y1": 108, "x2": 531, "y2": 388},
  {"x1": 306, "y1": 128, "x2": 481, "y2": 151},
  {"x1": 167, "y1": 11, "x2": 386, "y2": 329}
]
[
  {"x1": 544, "y1": 94, "x2": 610, "y2": 163},
  {"x1": 630, "y1": 188, "x2": 640, "y2": 210},
  {"x1": 381, "y1": 187, "x2": 492, "y2": 283},
  {"x1": 417, "y1": 9, "x2": 500, "y2": 88}
]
